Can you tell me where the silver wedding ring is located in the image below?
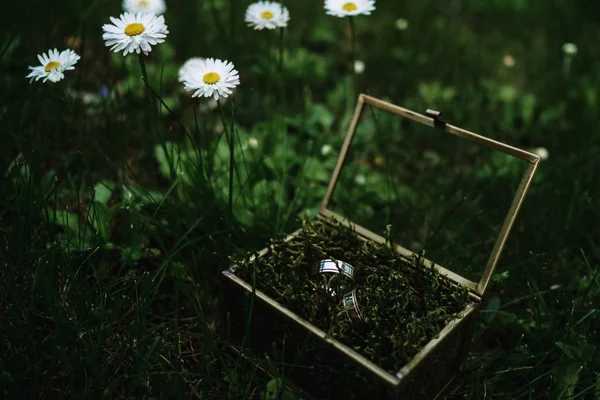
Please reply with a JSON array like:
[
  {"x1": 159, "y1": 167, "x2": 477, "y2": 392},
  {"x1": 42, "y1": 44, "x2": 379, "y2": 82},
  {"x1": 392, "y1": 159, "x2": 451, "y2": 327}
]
[
  {"x1": 341, "y1": 289, "x2": 364, "y2": 322},
  {"x1": 318, "y1": 259, "x2": 355, "y2": 279},
  {"x1": 315, "y1": 259, "x2": 363, "y2": 323}
]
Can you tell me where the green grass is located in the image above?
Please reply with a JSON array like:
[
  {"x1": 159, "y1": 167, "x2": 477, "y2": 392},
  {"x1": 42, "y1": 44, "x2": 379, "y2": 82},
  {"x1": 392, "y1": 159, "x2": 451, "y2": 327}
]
[{"x1": 1, "y1": 0, "x2": 599, "y2": 398}]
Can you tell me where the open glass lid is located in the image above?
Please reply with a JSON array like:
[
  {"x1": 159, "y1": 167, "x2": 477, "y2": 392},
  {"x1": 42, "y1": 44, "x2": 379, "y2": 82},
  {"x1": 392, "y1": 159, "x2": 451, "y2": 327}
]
[{"x1": 319, "y1": 95, "x2": 539, "y2": 298}]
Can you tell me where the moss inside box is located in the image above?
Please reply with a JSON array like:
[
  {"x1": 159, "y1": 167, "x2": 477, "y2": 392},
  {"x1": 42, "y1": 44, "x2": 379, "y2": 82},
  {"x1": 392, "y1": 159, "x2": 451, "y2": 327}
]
[{"x1": 234, "y1": 218, "x2": 470, "y2": 375}]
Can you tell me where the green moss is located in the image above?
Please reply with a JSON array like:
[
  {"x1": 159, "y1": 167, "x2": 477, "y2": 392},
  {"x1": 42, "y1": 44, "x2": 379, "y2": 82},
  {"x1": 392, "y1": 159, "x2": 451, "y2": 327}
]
[{"x1": 234, "y1": 217, "x2": 470, "y2": 373}]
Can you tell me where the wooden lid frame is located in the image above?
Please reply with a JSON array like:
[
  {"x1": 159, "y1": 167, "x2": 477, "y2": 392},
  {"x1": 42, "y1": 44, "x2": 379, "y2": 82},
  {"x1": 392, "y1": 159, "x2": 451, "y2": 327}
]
[{"x1": 319, "y1": 94, "x2": 540, "y2": 298}]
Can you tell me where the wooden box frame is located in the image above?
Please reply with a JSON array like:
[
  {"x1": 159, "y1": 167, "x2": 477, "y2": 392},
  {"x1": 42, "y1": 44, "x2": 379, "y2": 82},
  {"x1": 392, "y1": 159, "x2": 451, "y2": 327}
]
[{"x1": 222, "y1": 94, "x2": 540, "y2": 399}]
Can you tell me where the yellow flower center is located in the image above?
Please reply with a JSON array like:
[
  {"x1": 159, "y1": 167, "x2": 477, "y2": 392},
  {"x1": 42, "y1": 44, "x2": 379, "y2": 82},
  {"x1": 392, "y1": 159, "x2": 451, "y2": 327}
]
[
  {"x1": 203, "y1": 72, "x2": 220, "y2": 84},
  {"x1": 138, "y1": 0, "x2": 149, "y2": 6},
  {"x1": 342, "y1": 2, "x2": 358, "y2": 11},
  {"x1": 44, "y1": 61, "x2": 60, "y2": 72},
  {"x1": 125, "y1": 23, "x2": 145, "y2": 37},
  {"x1": 261, "y1": 11, "x2": 274, "y2": 19}
]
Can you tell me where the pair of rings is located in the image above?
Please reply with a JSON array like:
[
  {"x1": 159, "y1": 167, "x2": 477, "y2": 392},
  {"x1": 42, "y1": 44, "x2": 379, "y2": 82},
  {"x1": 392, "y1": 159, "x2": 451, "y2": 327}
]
[{"x1": 317, "y1": 259, "x2": 363, "y2": 322}]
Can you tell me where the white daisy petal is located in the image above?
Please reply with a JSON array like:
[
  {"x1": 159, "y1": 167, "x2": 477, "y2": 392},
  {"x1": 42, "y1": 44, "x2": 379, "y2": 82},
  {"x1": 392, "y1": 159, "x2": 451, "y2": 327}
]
[
  {"x1": 102, "y1": 12, "x2": 169, "y2": 56},
  {"x1": 25, "y1": 48, "x2": 80, "y2": 84},
  {"x1": 245, "y1": 1, "x2": 289, "y2": 30},
  {"x1": 181, "y1": 58, "x2": 240, "y2": 100},
  {"x1": 104, "y1": 25, "x2": 124, "y2": 34},
  {"x1": 122, "y1": 12, "x2": 135, "y2": 24},
  {"x1": 324, "y1": 0, "x2": 375, "y2": 17},
  {"x1": 178, "y1": 57, "x2": 206, "y2": 83}
]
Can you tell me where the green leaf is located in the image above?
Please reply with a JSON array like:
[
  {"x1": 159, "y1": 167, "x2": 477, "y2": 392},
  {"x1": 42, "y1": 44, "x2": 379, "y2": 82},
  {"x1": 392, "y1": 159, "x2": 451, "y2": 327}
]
[
  {"x1": 93, "y1": 180, "x2": 115, "y2": 206},
  {"x1": 555, "y1": 342, "x2": 583, "y2": 360},
  {"x1": 154, "y1": 142, "x2": 177, "y2": 179},
  {"x1": 303, "y1": 157, "x2": 330, "y2": 184},
  {"x1": 46, "y1": 209, "x2": 82, "y2": 233},
  {"x1": 540, "y1": 103, "x2": 567, "y2": 124},
  {"x1": 252, "y1": 179, "x2": 285, "y2": 209},
  {"x1": 123, "y1": 184, "x2": 164, "y2": 205},
  {"x1": 154, "y1": 142, "x2": 195, "y2": 183},
  {"x1": 261, "y1": 378, "x2": 299, "y2": 400},
  {"x1": 89, "y1": 202, "x2": 112, "y2": 242},
  {"x1": 492, "y1": 270, "x2": 510, "y2": 283},
  {"x1": 520, "y1": 94, "x2": 536, "y2": 124},
  {"x1": 308, "y1": 104, "x2": 334, "y2": 132},
  {"x1": 554, "y1": 362, "x2": 582, "y2": 399},
  {"x1": 498, "y1": 85, "x2": 518, "y2": 103},
  {"x1": 40, "y1": 169, "x2": 57, "y2": 193},
  {"x1": 19, "y1": 163, "x2": 31, "y2": 182},
  {"x1": 122, "y1": 244, "x2": 142, "y2": 262},
  {"x1": 325, "y1": 81, "x2": 347, "y2": 115},
  {"x1": 44, "y1": 209, "x2": 96, "y2": 251}
]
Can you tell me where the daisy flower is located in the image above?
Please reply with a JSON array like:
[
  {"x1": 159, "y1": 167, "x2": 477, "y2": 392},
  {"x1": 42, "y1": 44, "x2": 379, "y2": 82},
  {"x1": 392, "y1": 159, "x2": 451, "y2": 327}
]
[
  {"x1": 25, "y1": 48, "x2": 80, "y2": 83},
  {"x1": 503, "y1": 54, "x2": 515, "y2": 68},
  {"x1": 324, "y1": 0, "x2": 375, "y2": 17},
  {"x1": 248, "y1": 137, "x2": 259, "y2": 149},
  {"x1": 353, "y1": 60, "x2": 365, "y2": 74},
  {"x1": 178, "y1": 57, "x2": 206, "y2": 83},
  {"x1": 395, "y1": 18, "x2": 409, "y2": 31},
  {"x1": 532, "y1": 147, "x2": 549, "y2": 160},
  {"x1": 182, "y1": 58, "x2": 240, "y2": 101},
  {"x1": 245, "y1": 1, "x2": 289, "y2": 30},
  {"x1": 321, "y1": 144, "x2": 332, "y2": 156},
  {"x1": 562, "y1": 42, "x2": 578, "y2": 56},
  {"x1": 102, "y1": 12, "x2": 169, "y2": 56},
  {"x1": 123, "y1": 0, "x2": 166, "y2": 15}
]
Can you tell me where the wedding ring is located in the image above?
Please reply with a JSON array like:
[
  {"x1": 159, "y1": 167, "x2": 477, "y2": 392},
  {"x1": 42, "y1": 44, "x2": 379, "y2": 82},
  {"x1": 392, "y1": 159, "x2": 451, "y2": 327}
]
[
  {"x1": 317, "y1": 259, "x2": 355, "y2": 280},
  {"x1": 341, "y1": 289, "x2": 364, "y2": 322}
]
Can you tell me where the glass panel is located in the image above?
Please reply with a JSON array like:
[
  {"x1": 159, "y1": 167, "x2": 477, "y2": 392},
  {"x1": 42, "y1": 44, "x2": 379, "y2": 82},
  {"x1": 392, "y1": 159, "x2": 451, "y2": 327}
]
[{"x1": 327, "y1": 103, "x2": 528, "y2": 282}]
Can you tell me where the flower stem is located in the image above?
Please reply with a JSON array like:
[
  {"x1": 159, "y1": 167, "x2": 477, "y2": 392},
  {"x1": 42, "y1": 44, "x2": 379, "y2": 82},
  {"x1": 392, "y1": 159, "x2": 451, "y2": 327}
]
[
  {"x1": 217, "y1": 99, "x2": 235, "y2": 225},
  {"x1": 265, "y1": 31, "x2": 274, "y2": 113},
  {"x1": 192, "y1": 103, "x2": 206, "y2": 184},
  {"x1": 138, "y1": 54, "x2": 150, "y2": 91},
  {"x1": 278, "y1": 27, "x2": 287, "y2": 114},
  {"x1": 563, "y1": 56, "x2": 572, "y2": 79},
  {"x1": 341, "y1": 16, "x2": 357, "y2": 132},
  {"x1": 138, "y1": 54, "x2": 158, "y2": 135},
  {"x1": 138, "y1": 54, "x2": 156, "y2": 109},
  {"x1": 349, "y1": 16, "x2": 356, "y2": 77},
  {"x1": 279, "y1": 27, "x2": 285, "y2": 72}
]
